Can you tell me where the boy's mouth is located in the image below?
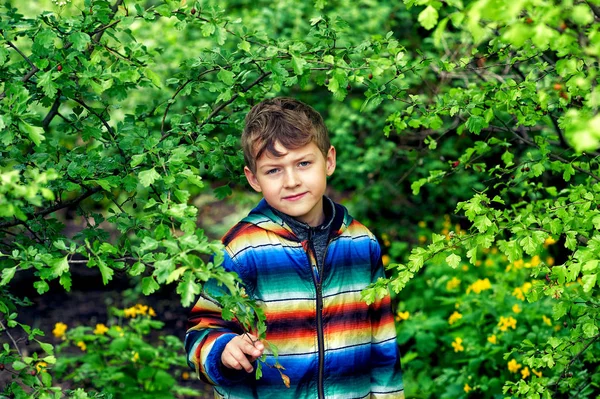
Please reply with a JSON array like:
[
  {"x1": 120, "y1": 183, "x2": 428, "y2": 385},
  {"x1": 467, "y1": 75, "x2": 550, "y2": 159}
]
[{"x1": 283, "y1": 192, "x2": 307, "y2": 201}]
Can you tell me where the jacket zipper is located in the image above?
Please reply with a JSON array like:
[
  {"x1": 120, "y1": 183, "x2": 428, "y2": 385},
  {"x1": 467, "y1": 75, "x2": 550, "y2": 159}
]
[{"x1": 307, "y1": 228, "x2": 325, "y2": 399}]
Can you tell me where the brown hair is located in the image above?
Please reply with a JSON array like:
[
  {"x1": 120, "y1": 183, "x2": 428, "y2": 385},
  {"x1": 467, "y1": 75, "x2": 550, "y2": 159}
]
[{"x1": 242, "y1": 97, "x2": 330, "y2": 173}]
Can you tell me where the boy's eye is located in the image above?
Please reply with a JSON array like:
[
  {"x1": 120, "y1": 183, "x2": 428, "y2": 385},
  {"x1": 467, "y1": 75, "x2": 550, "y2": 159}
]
[
  {"x1": 266, "y1": 168, "x2": 279, "y2": 175},
  {"x1": 298, "y1": 161, "x2": 311, "y2": 167}
]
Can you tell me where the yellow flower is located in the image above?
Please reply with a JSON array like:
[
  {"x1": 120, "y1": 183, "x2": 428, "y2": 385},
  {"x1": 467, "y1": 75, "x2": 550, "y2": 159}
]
[
  {"x1": 491, "y1": 247, "x2": 498, "y2": 254},
  {"x1": 443, "y1": 214, "x2": 451, "y2": 227},
  {"x1": 148, "y1": 307, "x2": 156, "y2": 317},
  {"x1": 418, "y1": 221, "x2": 427, "y2": 228},
  {"x1": 508, "y1": 359, "x2": 521, "y2": 373},
  {"x1": 446, "y1": 277, "x2": 461, "y2": 290},
  {"x1": 132, "y1": 352, "x2": 139, "y2": 362},
  {"x1": 448, "y1": 311, "x2": 463, "y2": 325},
  {"x1": 124, "y1": 307, "x2": 137, "y2": 318},
  {"x1": 182, "y1": 371, "x2": 190, "y2": 380},
  {"x1": 94, "y1": 323, "x2": 109, "y2": 335},
  {"x1": 475, "y1": 260, "x2": 482, "y2": 267},
  {"x1": 498, "y1": 316, "x2": 517, "y2": 332},
  {"x1": 77, "y1": 341, "x2": 87, "y2": 351},
  {"x1": 544, "y1": 236, "x2": 557, "y2": 247},
  {"x1": 542, "y1": 315, "x2": 552, "y2": 326},
  {"x1": 512, "y1": 287, "x2": 525, "y2": 301},
  {"x1": 396, "y1": 311, "x2": 410, "y2": 321},
  {"x1": 451, "y1": 337, "x2": 464, "y2": 352},
  {"x1": 464, "y1": 383, "x2": 472, "y2": 393},
  {"x1": 532, "y1": 369, "x2": 543, "y2": 378},
  {"x1": 418, "y1": 235, "x2": 427, "y2": 244},
  {"x1": 462, "y1": 265, "x2": 469, "y2": 271},
  {"x1": 521, "y1": 367, "x2": 530, "y2": 379},
  {"x1": 487, "y1": 334, "x2": 497, "y2": 344},
  {"x1": 466, "y1": 278, "x2": 492, "y2": 294},
  {"x1": 512, "y1": 304, "x2": 522, "y2": 314},
  {"x1": 546, "y1": 256, "x2": 555, "y2": 266},
  {"x1": 53, "y1": 322, "x2": 67, "y2": 339},
  {"x1": 382, "y1": 254, "x2": 391, "y2": 266},
  {"x1": 530, "y1": 255, "x2": 541, "y2": 267},
  {"x1": 381, "y1": 233, "x2": 391, "y2": 247},
  {"x1": 35, "y1": 361, "x2": 47, "y2": 373},
  {"x1": 484, "y1": 258, "x2": 494, "y2": 267},
  {"x1": 135, "y1": 304, "x2": 148, "y2": 315}
]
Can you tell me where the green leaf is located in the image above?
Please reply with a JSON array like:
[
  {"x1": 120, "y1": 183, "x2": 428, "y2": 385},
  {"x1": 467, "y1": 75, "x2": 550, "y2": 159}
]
[
  {"x1": 501, "y1": 151, "x2": 514, "y2": 167},
  {"x1": 177, "y1": 271, "x2": 200, "y2": 308},
  {"x1": 154, "y1": 259, "x2": 175, "y2": 284},
  {"x1": 97, "y1": 259, "x2": 114, "y2": 285},
  {"x1": 142, "y1": 276, "x2": 160, "y2": 295},
  {"x1": 131, "y1": 154, "x2": 146, "y2": 168},
  {"x1": 465, "y1": 115, "x2": 486, "y2": 134},
  {"x1": 446, "y1": 253, "x2": 461, "y2": 269},
  {"x1": 291, "y1": 55, "x2": 307, "y2": 75},
  {"x1": 38, "y1": 71, "x2": 58, "y2": 98},
  {"x1": 18, "y1": 121, "x2": 45, "y2": 146},
  {"x1": 418, "y1": 5, "x2": 439, "y2": 30},
  {"x1": 571, "y1": 4, "x2": 594, "y2": 25},
  {"x1": 138, "y1": 168, "x2": 161, "y2": 187},
  {"x1": 68, "y1": 32, "x2": 91, "y2": 51},
  {"x1": 34, "y1": 280, "x2": 49, "y2": 294},
  {"x1": 238, "y1": 40, "x2": 251, "y2": 52},
  {"x1": 12, "y1": 360, "x2": 27, "y2": 371},
  {"x1": 60, "y1": 273, "x2": 72, "y2": 291},
  {"x1": 217, "y1": 68, "x2": 235, "y2": 86},
  {"x1": 474, "y1": 215, "x2": 492, "y2": 232},
  {"x1": 581, "y1": 274, "x2": 596, "y2": 293},
  {"x1": 49, "y1": 256, "x2": 69, "y2": 278},
  {"x1": 0, "y1": 267, "x2": 17, "y2": 286},
  {"x1": 582, "y1": 322, "x2": 599, "y2": 338},
  {"x1": 37, "y1": 341, "x2": 54, "y2": 355},
  {"x1": 144, "y1": 68, "x2": 163, "y2": 88}
]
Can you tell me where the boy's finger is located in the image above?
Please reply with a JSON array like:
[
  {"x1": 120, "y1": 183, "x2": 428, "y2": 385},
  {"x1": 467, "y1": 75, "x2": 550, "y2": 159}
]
[
  {"x1": 241, "y1": 334, "x2": 265, "y2": 353},
  {"x1": 240, "y1": 339, "x2": 263, "y2": 358},
  {"x1": 231, "y1": 349, "x2": 254, "y2": 372}
]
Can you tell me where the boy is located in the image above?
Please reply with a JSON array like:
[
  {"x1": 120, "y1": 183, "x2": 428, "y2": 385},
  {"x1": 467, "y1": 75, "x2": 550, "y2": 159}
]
[{"x1": 185, "y1": 97, "x2": 404, "y2": 398}]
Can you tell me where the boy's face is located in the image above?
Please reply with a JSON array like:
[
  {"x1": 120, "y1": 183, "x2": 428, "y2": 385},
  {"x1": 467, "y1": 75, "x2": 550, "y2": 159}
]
[{"x1": 244, "y1": 141, "x2": 336, "y2": 227}]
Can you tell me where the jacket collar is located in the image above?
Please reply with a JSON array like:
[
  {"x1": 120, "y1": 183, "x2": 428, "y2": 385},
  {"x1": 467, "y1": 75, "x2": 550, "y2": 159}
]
[{"x1": 241, "y1": 197, "x2": 350, "y2": 242}]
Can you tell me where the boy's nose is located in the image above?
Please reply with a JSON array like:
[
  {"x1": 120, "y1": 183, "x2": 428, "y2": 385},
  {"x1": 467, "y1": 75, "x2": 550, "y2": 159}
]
[{"x1": 283, "y1": 170, "x2": 300, "y2": 187}]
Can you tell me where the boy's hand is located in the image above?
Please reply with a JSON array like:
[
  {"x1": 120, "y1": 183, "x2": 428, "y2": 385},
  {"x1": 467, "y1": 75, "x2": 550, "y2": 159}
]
[{"x1": 221, "y1": 333, "x2": 264, "y2": 373}]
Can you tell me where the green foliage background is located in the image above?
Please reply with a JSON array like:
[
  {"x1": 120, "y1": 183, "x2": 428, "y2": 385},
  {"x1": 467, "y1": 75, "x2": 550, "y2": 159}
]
[{"x1": 1, "y1": 0, "x2": 599, "y2": 397}]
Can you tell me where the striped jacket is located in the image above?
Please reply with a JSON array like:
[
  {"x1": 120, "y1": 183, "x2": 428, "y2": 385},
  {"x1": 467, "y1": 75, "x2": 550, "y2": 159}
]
[{"x1": 185, "y1": 199, "x2": 404, "y2": 398}]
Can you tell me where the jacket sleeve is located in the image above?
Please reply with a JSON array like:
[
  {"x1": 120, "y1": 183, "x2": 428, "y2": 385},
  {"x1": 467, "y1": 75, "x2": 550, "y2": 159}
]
[
  {"x1": 368, "y1": 237, "x2": 405, "y2": 398},
  {"x1": 184, "y1": 248, "x2": 254, "y2": 386}
]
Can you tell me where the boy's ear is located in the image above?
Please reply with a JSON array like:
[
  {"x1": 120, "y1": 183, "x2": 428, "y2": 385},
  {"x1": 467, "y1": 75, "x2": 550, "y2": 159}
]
[
  {"x1": 326, "y1": 146, "x2": 336, "y2": 176},
  {"x1": 244, "y1": 166, "x2": 263, "y2": 192}
]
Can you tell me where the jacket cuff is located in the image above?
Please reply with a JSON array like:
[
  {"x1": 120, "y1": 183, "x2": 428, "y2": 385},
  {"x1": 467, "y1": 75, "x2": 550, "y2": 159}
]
[{"x1": 206, "y1": 333, "x2": 253, "y2": 386}]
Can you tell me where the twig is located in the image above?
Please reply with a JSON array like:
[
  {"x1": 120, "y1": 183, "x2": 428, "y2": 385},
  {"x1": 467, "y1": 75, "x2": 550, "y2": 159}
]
[
  {"x1": 552, "y1": 333, "x2": 600, "y2": 393},
  {"x1": 0, "y1": 319, "x2": 23, "y2": 357},
  {"x1": 0, "y1": 186, "x2": 102, "y2": 229},
  {"x1": 71, "y1": 98, "x2": 114, "y2": 136},
  {"x1": 160, "y1": 68, "x2": 219, "y2": 137},
  {"x1": 497, "y1": 118, "x2": 600, "y2": 182},
  {"x1": 5, "y1": 40, "x2": 35, "y2": 69},
  {"x1": 42, "y1": 91, "x2": 62, "y2": 129}
]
